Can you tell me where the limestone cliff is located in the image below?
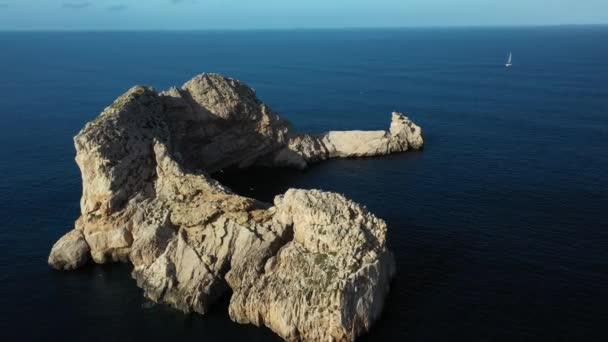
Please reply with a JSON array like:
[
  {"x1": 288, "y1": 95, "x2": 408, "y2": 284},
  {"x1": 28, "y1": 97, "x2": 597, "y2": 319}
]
[{"x1": 48, "y1": 73, "x2": 423, "y2": 342}]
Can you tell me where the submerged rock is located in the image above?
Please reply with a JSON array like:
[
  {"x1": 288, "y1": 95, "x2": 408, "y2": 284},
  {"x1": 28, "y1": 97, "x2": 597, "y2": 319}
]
[{"x1": 48, "y1": 73, "x2": 423, "y2": 341}]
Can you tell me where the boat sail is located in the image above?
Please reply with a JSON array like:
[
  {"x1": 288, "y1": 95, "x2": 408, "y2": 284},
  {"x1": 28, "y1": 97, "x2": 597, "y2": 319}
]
[{"x1": 505, "y1": 52, "x2": 513, "y2": 67}]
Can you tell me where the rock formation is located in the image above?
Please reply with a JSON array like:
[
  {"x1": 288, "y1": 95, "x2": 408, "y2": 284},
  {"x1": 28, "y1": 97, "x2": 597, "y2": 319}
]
[
  {"x1": 275, "y1": 112, "x2": 423, "y2": 167},
  {"x1": 48, "y1": 73, "x2": 423, "y2": 341},
  {"x1": 227, "y1": 189, "x2": 396, "y2": 341}
]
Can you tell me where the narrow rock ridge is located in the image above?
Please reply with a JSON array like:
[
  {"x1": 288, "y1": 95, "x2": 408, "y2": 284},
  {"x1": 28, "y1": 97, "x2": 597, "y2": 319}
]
[
  {"x1": 275, "y1": 112, "x2": 423, "y2": 166},
  {"x1": 48, "y1": 73, "x2": 423, "y2": 342}
]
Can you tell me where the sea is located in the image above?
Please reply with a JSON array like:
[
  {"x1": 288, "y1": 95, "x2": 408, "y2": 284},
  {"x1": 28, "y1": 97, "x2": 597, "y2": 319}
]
[{"x1": 0, "y1": 27, "x2": 607, "y2": 341}]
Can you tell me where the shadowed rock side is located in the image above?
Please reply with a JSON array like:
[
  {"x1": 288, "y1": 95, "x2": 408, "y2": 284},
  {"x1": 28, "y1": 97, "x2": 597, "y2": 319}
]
[{"x1": 48, "y1": 73, "x2": 423, "y2": 342}]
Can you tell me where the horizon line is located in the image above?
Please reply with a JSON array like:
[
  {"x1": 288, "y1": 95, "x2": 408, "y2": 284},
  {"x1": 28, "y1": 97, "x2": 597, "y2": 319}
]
[{"x1": 0, "y1": 23, "x2": 607, "y2": 33}]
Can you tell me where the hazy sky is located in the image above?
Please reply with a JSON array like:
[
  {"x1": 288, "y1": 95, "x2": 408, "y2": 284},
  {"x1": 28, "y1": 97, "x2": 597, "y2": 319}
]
[{"x1": 0, "y1": 0, "x2": 606, "y2": 30}]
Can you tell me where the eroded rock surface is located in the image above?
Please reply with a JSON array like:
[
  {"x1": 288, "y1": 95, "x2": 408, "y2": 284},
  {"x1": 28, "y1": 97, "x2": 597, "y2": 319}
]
[
  {"x1": 48, "y1": 229, "x2": 90, "y2": 270},
  {"x1": 227, "y1": 189, "x2": 395, "y2": 342},
  {"x1": 48, "y1": 73, "x2": 423, "y2": 341},
  {"x1": 277, "y1": 112, "x2": 423, "y2": 166}
]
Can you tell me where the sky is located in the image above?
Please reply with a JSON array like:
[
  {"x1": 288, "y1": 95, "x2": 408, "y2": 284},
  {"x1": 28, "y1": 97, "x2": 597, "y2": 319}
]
[{"x1": 0, "y1": 0, "x2": 606, "y2": 30}]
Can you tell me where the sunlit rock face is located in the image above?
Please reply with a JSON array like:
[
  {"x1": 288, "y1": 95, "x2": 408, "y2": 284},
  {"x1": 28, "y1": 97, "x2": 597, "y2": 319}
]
[
  {"x1": 48, "y1": 73, "x2": 423, "y2": 342},
  {"x1": 277, "y1": 111, "x2": 423, "y2": 165},
  {"x1": 227, "y1": 189, "x2": 396, "y2": 342}
]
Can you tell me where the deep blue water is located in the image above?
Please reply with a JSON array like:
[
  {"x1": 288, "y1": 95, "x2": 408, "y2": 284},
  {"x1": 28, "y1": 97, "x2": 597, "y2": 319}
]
[{"x1": 1, "y1": 27, "x2": 607, "y2": 341}]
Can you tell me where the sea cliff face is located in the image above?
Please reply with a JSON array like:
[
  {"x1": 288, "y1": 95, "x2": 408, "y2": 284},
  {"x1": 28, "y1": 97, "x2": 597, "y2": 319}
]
[{"x1": 48, "y1": 73, "x2": 423, "y2": 342}]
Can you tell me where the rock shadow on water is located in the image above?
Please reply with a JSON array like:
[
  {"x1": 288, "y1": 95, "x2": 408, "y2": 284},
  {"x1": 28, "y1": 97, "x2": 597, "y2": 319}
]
[{"x1": 48, "y1": 262, "x2": 283, "y2": 341}]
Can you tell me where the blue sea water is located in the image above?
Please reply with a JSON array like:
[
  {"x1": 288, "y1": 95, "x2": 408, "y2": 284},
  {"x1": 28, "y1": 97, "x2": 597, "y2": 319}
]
[{"x1": 0, "y1": 27, "x2": 607, "y2": 341}]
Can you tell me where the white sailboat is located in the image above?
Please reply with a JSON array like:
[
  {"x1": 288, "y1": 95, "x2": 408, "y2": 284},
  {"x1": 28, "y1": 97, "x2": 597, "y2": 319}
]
[{"x1": 505, "y1": 52, "x2": 513, "y2": 67}]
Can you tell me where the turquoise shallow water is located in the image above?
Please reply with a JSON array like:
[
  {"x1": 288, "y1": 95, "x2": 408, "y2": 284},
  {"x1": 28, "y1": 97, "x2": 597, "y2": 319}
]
[{"x1": 0, "y1": 27, "x2": 607, "y2": 341}]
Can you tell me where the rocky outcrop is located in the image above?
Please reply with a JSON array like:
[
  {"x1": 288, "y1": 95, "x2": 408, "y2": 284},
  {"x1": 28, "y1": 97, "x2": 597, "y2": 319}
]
[
  {"x1": 276, "y1": 112, "x2": 423, "y2": 166},
  {"x1": 227, "y1": 189, "x2": 395, "y2": 342},
  {"x1": 48, "y1": 73, "x2": 423, "y2": 341},
  {"x1": 48, "y1": 229, "x2": 90, "y2": 270},
  {"x1": 130, "y1": 142, "x2": 289, "y2": 314}
]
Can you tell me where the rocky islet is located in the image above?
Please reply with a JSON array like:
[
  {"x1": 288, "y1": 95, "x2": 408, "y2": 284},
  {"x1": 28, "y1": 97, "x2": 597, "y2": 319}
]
[{"x1": 48, "y1": 73, "x2": 423, "y2": 342}]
